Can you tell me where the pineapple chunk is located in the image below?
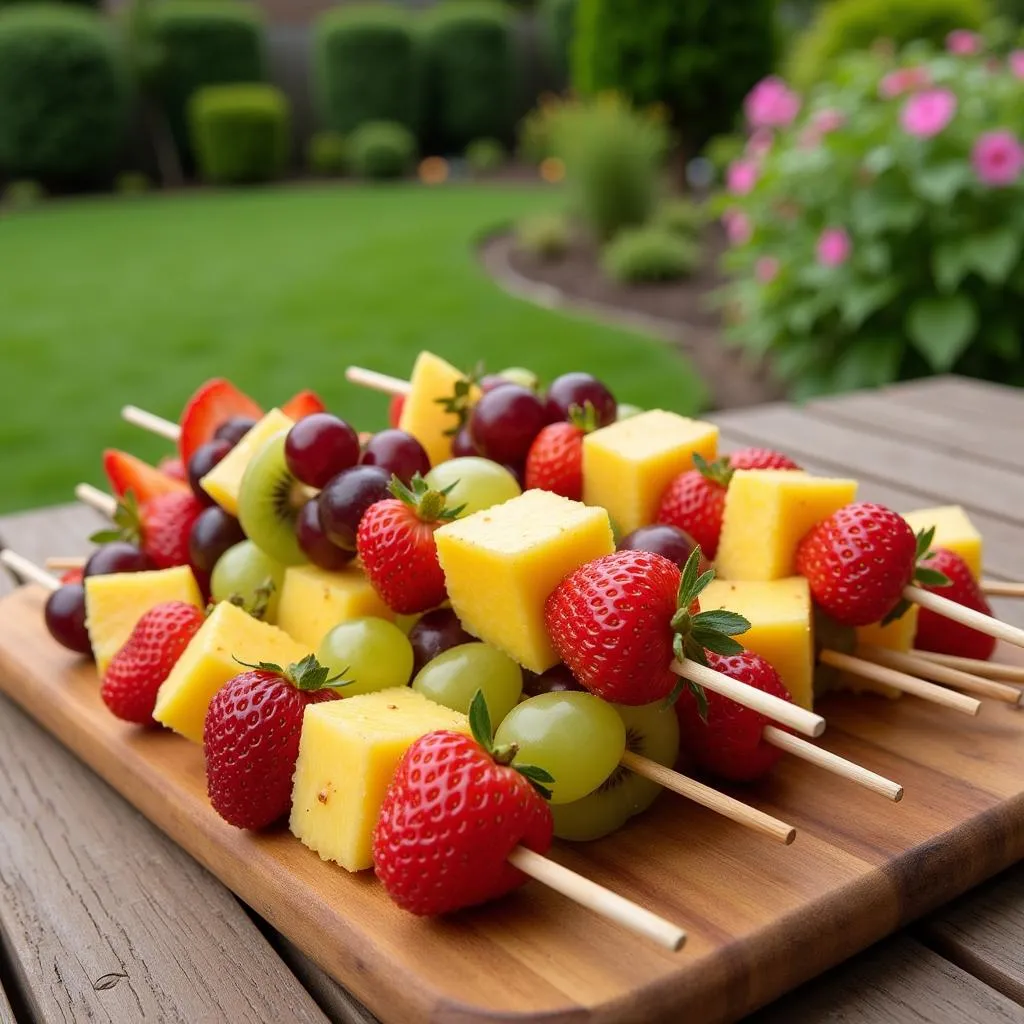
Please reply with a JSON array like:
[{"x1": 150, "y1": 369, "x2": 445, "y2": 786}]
[
  {"x1": 700, "y1": 578, "x2": 814, "y2": 709},
  {"x1": 398, "y1": 351, "x2": 479, "y2": 467},
  {"x1": 290, "y1": 688, "x2": 470, "y2": 871},
  {"x1": 153, "y1": 601, "x2": 311, "y2": 743},
  {"x1": 200, "y1": 408, "x2": 294, "y2": 515},
  {"x1": 435, "y1": 490, "x2": 614, "y2": 673},
  {"x1": 276, "y1": 564, "x2": 393, "y2": 648},
  {"x1": 903, "y1": 505, "x2": 982, "y2": 578},
  {"x1": 582, "y1": 410, "x2": 719, "y2": 535},
  {"x1": 85, "y1": 565, "x2": 203, "y2": 674},
  {"x1": 716, "y1": 471, "x2": 858, "y2": 581}
]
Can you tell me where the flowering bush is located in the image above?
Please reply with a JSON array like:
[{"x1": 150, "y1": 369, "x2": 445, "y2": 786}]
[{"x1": 718, "y1": 38, "x2": 1024, "y2": 397}]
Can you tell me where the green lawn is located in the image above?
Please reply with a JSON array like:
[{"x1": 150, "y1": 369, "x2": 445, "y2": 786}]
[{"x1": 0, "y1": 184, "x2": 705, "y2": 514}]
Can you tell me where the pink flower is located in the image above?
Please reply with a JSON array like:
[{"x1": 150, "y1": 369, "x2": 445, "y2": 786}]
[
  {"x1": 755, "y1": 257, "x2": 780, "y2": 284},
  {"x1": 900, "y1": 89, "x2": 957, "y2": 138},
  {"x1": 746, "y1": 128, "x2": 774, "y2": 159},
  {"x1": 1009, "y1": 50, "x2": 1024, "y2": 80},
  {"x1": 727, "y1": 159, "x2": 758, "y2": 196},
  {"x1": 813, "y1": 108, "x2": 846, "y2": 135},
  {"x1": 723, "y1": 209, "x2": 752, "y2": 246},
  {"x1": 879, "y1": 66, "x2": 931, "y2": 99},
  {"x1": 817, "y1": 227, "x2": 851, "y2": 268},
  {"x1": 971, "y1": 130, "x2": 1024, "y2": 187},
  {"x1": 744, "y1": 76, "x2": 801, "y2": 129},
  {"x1": 946, "y1": 30, "x2": 980, "y2": 56}
]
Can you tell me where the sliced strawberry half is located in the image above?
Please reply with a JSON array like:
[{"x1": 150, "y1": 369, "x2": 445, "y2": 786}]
[
  {"x1": 281, "y1": 389, "x2": 327, "y2": 420},
  {"x1": 104, "y1": 449, "x2": 189, "y2": 503},
  {"x1": 158, "y1": 455, "x2": 187, "y2": 481},
  {"x1": 388, "y1": 394, "x2": 405, "y2": 429},
  {"x1": 179, "y1": 379, "x2": 263, "y2": 465}
]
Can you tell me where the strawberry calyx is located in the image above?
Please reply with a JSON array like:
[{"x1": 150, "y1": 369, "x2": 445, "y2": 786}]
[
  {"x1": 232, "y1": 653, "x2": 351, "y2": 692},
  {"x1": 388, "y1": 473, "x2": 465, "y2": 523},
  {"x1": 436, "y1": 362, "x2": 484, "y2": 437},
  {"x1": 468, "y1": 690, "x2": 555, "y2": 800},
  {"x1": 90, "y1": 491, "x2": 145, "y2": 547},
  {"x1": 566, "y1": 401, "x2": 600, "y2": 434},
  {"x1": 693, "y1": 451, "x2": 734, "y2": 489},
  {"x1": 226, "y1": 578, "x2": 276, "y2": 622},
  {"x1": 882, "y1": 527, "x2": 951, "y2": 625}
]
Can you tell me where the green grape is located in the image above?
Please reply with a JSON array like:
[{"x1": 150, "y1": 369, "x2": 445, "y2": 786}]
[
  {"x1": 424, "y1": 457, "x2": 520, "y2": 517},
  {"x1": 394, "y1": 612, "x2": 421, "y2": 635},
  {"x1": 616, "y1": 403, "x2": 644, "y2": 420},
  {"x1": 318, "y1": 617, "x2": 414, "y2": 696},
  {"x1": 494, "y1": 692, "x2": 625, "y2": 805},
  {"x1": 210, "y1": 541, "x2": 285, "y2": 623},
  {"x1": 499, "y1": 366, "x2": 539, "y2": 390},
  {"x1": 412, "y1": 642, "x2": 522, "y2": 725}
]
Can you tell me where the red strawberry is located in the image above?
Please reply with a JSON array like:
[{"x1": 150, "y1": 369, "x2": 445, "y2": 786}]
[
  {"x1": 657, "y1": 448, "x2": 799, "y2": 559},
  {"x1": 675, "y1": 651, "x2": 789, "y2": 783},
  {"x1": 525, "y1": 423, "x2": 584, "y2": 498},
  {"x1": 158, "y1": 455, "x2": 188, "y2": 482},
  {"x1": 356, "y1": 474, "x2": 460, "y2": 614},
  {"x1": 914, "y1": 548, "x2": 997, "y2": 661},
  {"x1": 544, "y1": 549, "x2": 750, "y2": 705},
  {"x1": 204, "y1": 656, "x2": 342, "y2": 830},
  {"x1": 60, "y1": 568, "x2": 84, "y2": 585},
  {"x1": 281, "y1": 389, "x2": 326, "y2": 420},
  {"x1": 179, "y1": 378, "x2": 262, "y2": 466},
  {"x1": 373, "y1": 693, "x2": 553, "y2": 915},
  {"x1": 94, "y1": 491, "x2": 204, "y2": 569},
  {"x1": 104, "y1": 449, "x2": 189, "y2": 503},
  {"x1": 101, "y1": 601, "x2": 205, "y2": 724},
  {"x1": 388, "y1": 394, "x2": 405, "y2": 429}
]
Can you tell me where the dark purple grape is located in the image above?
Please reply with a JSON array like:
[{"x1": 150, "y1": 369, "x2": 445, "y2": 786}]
[
  {"x1": 408, "y1": 609, "x2": 474, "y2": 675},
  {"x1": 296, "y1": 498, "x2": 355, "y2": 570},
  {"x1": 188, "y1": 506, "x2": 246, "y2": 572},
  {"x1": 450, "y1": 425, "x2": 479, "y2": 457},
  {"x1": 45, "y1": 583, "x2": 92, "y2": 655},
  {"x1": 545, "y1": 372, "x2": 617, "y2": 427},
  {"x1": 618, "y1": 523, "x2": 706, "y2": 571},
  {"x1": 502, "y1": 462, "x2": 525, "y2": 488},
  {"x1": 285, "y1": 413, "x2": 361, "y2": 489},
  {"x1": 469, "y1": 384, "x2": 549, "y2": 464},
  {"x1": 523, "y1": 663, "x2": 583, "y2": 698},
  {"x1": 214, "y1": 416, "x2": 258, "y2": 445},
  {"x1": 360, "y1": 429, "x2": 430, "y2": 485},
  {"x1": 83, "y1": 542, "x2": 156, "y2": 578},
  {"x1": 318, "y1": 465, "x2": 391, "y2": 551},
  {"x1": 479, "y1": 374, "x2": 514, "y2": 393},
  {"x1": 188, "y1": 438, "x2": 232, "y2": 505}
]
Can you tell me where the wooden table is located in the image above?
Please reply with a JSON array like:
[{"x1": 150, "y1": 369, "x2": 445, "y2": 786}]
[{"x1": 1, "y1": 375, "x2": 1023, "y2": 1024}]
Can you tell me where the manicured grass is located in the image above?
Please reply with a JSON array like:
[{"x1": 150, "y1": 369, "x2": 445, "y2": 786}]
[{"x1": 0, "y1": 184, "x2": 705, "y2": 514}]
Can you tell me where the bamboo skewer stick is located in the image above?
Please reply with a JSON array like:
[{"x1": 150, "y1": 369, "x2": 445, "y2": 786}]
[
  {"x1": 46, "y1": 556, "x2": 86, "y2": 572},
  {"x1": 506, "y1": 846, "x2": 686, "y2": 950},
  {"x1": 344, "y1": 366, "x2": 412, "y2": 398},
  {"x1": 122, "y1": 405, "x2": 181, "y2": 442},
  {"x1": 75, "y1": 484, "x2": 118, "y2": 519},
  {"x1": 621, "y1": 751, "x2": 796, "y2": 845},
  {"x1": 912, "y1": 650, "x2": 1024, "y2": 683},
  {"x1": 819, "y1": 649, "x2": 980, "y2": 716},
  {"x1": 0, "y1": 550, "x2": 61, "y2": 592},
  {"x1": 859, "y1": 645, "x2": 1022, "y2": 706},
  {"x1": 981, "y1": 580, "x2": 1024, "y2": 599},
  {"x1": 762, "y1": 727, "x2": 904, "y2": 802},
  {"x1": 905, "y1": 585, "x2": 1024, "y2": 652}
]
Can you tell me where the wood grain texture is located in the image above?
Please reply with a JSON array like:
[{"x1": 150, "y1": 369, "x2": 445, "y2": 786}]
[
  {"x1": 0, "y1": 980, "x2": 15, "y2": 1024},
  {"x1": 0, "y1": 502, "x2": 100, "y2": 597}
]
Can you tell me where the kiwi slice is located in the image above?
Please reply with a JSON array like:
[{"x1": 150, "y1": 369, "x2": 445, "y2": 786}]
[{"x1": 237, "y1": 431, "x2": 309, "y2": 567}]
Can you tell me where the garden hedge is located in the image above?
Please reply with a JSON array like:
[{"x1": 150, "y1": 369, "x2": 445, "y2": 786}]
[
  {"x1": 0, "y1": 4, "x2": 129, "y2": 183},
  {"x1": 348, "y1": 120, "x2": 417, "y2": 179},
  {"x1": 314, "y1": 5, "x2": 420, "y2": 137},
  {"x1": 539, "y1": 0, "x2": 576, "y2": 81}
]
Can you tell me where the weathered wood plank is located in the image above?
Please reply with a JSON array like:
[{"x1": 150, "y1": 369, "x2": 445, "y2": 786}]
[
  {"x1": 0, "y1": 978, "x2": 15, "y2": 1024},
  {"x1": 274, "y1": 936, "x2": 382, "y2": 1024},
  {"x1": 0, "y1": 502, "x2": 99, "y2": 596}
]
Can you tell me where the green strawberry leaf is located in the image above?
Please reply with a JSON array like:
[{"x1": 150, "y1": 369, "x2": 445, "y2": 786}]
[
  {"x1": 881, "y1": 598, "x2": 912, "y2": 627},
  {"x1": 567, "y1": 401, "x2": 599, "y2": 434},
  {"x1": 692, "y1": 609, "x2": 750, "y2": 637},
  {"x1": 469, "y1": 689, "x2": 494, "y2": 751},
  {"x1": 677, "y1": 547, "x2": 701, "y2": 607},
  {"x1": 89, "y1": 529, "x2": 122, "y2": 544},
  {"x1": 914, "y1": 527, "x2": 937, "y2": 561},
  {"x1": 689, "y1": 679, "x2": 709, "y2": 723},
  {"x1": 514, "y1": 763, "x2": 555, "y2": 801},
  {"x1": 915, "y1": 567, "x2": 951, "y2": 587},
  {"x1": 693, "y1": 451, "x2": 733, "y2": 487},
  {"x1": 690, "y1": 628, "x2": 745, "y2": 657}
]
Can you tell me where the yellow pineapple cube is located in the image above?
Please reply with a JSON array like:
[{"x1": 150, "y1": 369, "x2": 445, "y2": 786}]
[
  {"x1": 700, "y1": 578, "x2": 815, "y2": 709},
  {"x1": 289, "y1": 688, "x2": 470, "y2": 871},
  {"x1": 582, "y1": 410, "x2": 719, "y2": 535},
  {"x1": 276, "y1": 564, "x2": 393, "y2": 648},
  {"x1": 397, "y1": 351, "x2": 479, "y2": 467},
  {"x1": 903, "y1": 505, "x2": 982, "y2": 578},
  {"x1": 716, "y1": 471, "x2": 858, "y2": 581},
  {"x1": 435, "y1": 490, "x2": 614, "y2": 673},
  {"x1": 85, "y1": 565, "x2": 203, "y2": 674},
  {"x1": 200, "y1": 408, "x2": 294, "y2": 515},
  {"x1": 153, "y1": 601, "x2": 311, "y2": 743}
]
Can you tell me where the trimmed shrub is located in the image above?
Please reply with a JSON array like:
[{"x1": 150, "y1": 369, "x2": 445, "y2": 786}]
[
  {"x1": 465, "y1": 137, "x2": 506, "y2": 173},
  {"x1": 314, "y1": 5, "x2": 420, "y2": 137},
  {"x1": 517, "y1": 100, "x2": 558, "y2": 163},
  {"x1": 539, "y1": 0, "x2": 577, "y2": 80},
  {"x1": 655, "y1": 198, "x2": 707, "y2": 238},
  {"x1": 3, "y1": 179, "x2": 45, "y2": 208},
  {"x1": 423, "y1": 2, "x2": 516, "y2": 151},
  {"x1": 115, "y1": 171, "x2": 152, "y2": 194},
  {"x1": 348, "y1": 120, "x2": 416, "y2": 179},
  {"x1": 516, "y1": 212, "x2": 570, "y2": 259},
  {"x1": 307, "y1": 130, "x2": 347, "y2": 176},
  {"x1": 788, "y1": 0, "x2": 989, "y2": 89},
  {"x1": 189, "y1": 83, "x2": 289, "y2": 184},
  {"x1": 0, "y1": 5, "x2": 129, "y2": 183},
  {"x1": 573, "y1": 0, "x2": 776, "y2": 155},
  {"x1": 603, "y1": 226, "x2": 700, "y2": 283}
]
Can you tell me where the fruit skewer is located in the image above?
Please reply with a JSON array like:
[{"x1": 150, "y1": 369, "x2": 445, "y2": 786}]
[
  {"x1": 122, "y1": 405, "x2": 181, "y2": 442},
  {"x1": 75, "y1": 483, "x2": 118, "y2": 519},
  {"x1": 902, "y1": 585, "x2": 1024, "y2": 652},
  {"x1": 1, "y1": 550, "x2": 59, "y2": 592},
  {"x1": 343, "y1": 367, "x2": 411, "y2": 397},
  {"x1": 980, "y1": 580, "x2": 1024, "y2": 598},
  {"x1": 913, "y1": 650, "x2": 1024, "y2": 683},
  {"x1": 46, "y1": 556, "x2": 86, "y2": 571}
]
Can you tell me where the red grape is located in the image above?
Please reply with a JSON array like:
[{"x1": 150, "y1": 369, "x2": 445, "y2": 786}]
[
  {"x1": 188, "y1": 439, "x2": 232, "y2": 505},
  {"x1": 188, "y1": 506, "x2": 246, "y2": 572},
  {"x1": 214, "y1": 416, "x2": 257, "y2": 445},
  {"x1": 618, "y1": 523, "x2": 707, "y2": 571},
  {"x1": 84, "y1": 542, "x2": 156, "y2": 577},
  {"x1": 469, "y1": 385, "x2": 549, "y2": 464},
  {"x1": 450, "y1": 425, "x2": 479, "y2": 457},
  {"x1": 296, "y1": 498, "x2": 355, "y2": 570},
  {"x1": 285, "y1": 413, "x2": 361, "y2": 489},
  {"x1": 45, "y1": 583, "x2": 92, "y2": 655},
  {"x1": 546, "y1": 372, "x2": 617, "y2": 427},
  {"x1": 479, "y1": 374, "x2": 514, "y2": 393},
  {"x1": 360, "y1": 429, "x2": 430, "y2": 485},
  {"x1": 523, "y1": 663, "x2": 584, "y2": 698},
  {"x1": 318, "y1": 465, "x2": 391, "y2": 551},
  {"x1": 408, "y1": 609, "x2": 474, "y2": 675}
]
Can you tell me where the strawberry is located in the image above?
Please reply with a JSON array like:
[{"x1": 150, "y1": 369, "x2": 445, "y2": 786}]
[
  {"x1": 524, "y1": 404, "x2": 600, "y2": 500},
  {"x1": 545, "y1": 548, "x2": 750, "y2": 705},
  {"x1": 657, "y1": 448, "x2": 799, "y2": 559},
  {"x1": 373, "y1": 692, "x2": 553, "y2": 915},
  {"x1": 675, "y1": 651, "x2": 789, "y2": 783},
  {"x1": 388, "y1": 394, "x2": 405, "y2": 429},
  {"x1": 101, "y1": 601, "x2": 205, "y2": 724},
  {"x1": 60, "y1": 568, "x2": 84, "y2": 585},
  {"x1": 158, "y1": 455, "x2": 188, "y2": 482},
  {"x1": 93, "y1": 491, "x2": 204, "y2": 569},
  {"x1": 356, "y1": 474, "x2": 461, "y2": 614},
  {"x1": 204, "y1": 655, "x2": 343, "y2": 830},
  {"x1": 179, "y1": 378, "x2": 262, "y2": 466},
  {"x1": 104, "y1": 449, "x2": 189, "y2": 503},
  {"x1": 914, "y1": 548, "x2": 997, "y2": 661},
  {"x1": 281, "y1": 389, "x2": 326, "y2": 421},
  {"x1": 796, "y1": 504, "x2": 946, "y2": 628}
]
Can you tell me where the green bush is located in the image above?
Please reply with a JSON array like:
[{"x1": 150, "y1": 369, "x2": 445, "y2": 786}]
[
  {"x1": 189, "y1": 83, "x2": 289, "y2": 184},
  {"x1": 151, "y1": 1, "x2": 266, "y2": 159},
  {"x1": 573, "y1": 0, "x2": 776, "y2": 155},
  {"x1": 115, "y1": 171, "x2": 152, "y2": 194},
  {"x1": 703, "y1": 132, "x2": 746, "y2": 181},
  {"x1": 2, "y1": 178, "x2": 45, "y2": 208},
  {"x1": 307, "y1": 130, "x2": 347, "y2": 176},
  {"x1": 423, "y1": 2, "x2": 516, "y2": 151},
  {"x1": 539, "y1": 0, "x2": 577, "y2": 80},
  {"x1": 516, "y1": 212, "x2": 570, "y2": 259},
  {"x1": 517, "y1": 101, "x2": 558, "y2": 163},
  {"x1": 788, "y1": 0, "x2": 989, "y2": 88},
  {"x1": 603, "y1": 226, "x2": 700, "y2": 282},
  {"x1": 314, "y1": 5, "x2": 420, "y2": 137},
  {"x1": 348, "y1": 120, "x2": 416, "y2": 179},
  {"x1": 655, "y1": 198, "x2": 707, "y2": 238},
  {"x1": 465, "y1": 137, "x2": 506, "y2": 173},
  {"x1": 0, "y1": 5, "x2": 129, "y2": 183}
]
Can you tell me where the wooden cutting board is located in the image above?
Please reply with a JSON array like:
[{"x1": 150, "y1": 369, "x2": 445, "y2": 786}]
[{"x1": 2, "y1": 583, "x2": 1023, "y2": 1024}]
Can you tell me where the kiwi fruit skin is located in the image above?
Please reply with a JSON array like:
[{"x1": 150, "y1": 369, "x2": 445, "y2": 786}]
[
  {"x1": 238, "y1": 432, "x2": 308, "y2": 566},
  {"x1": 210, "y1": 540, "x2": 286, "y2": 623}
]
